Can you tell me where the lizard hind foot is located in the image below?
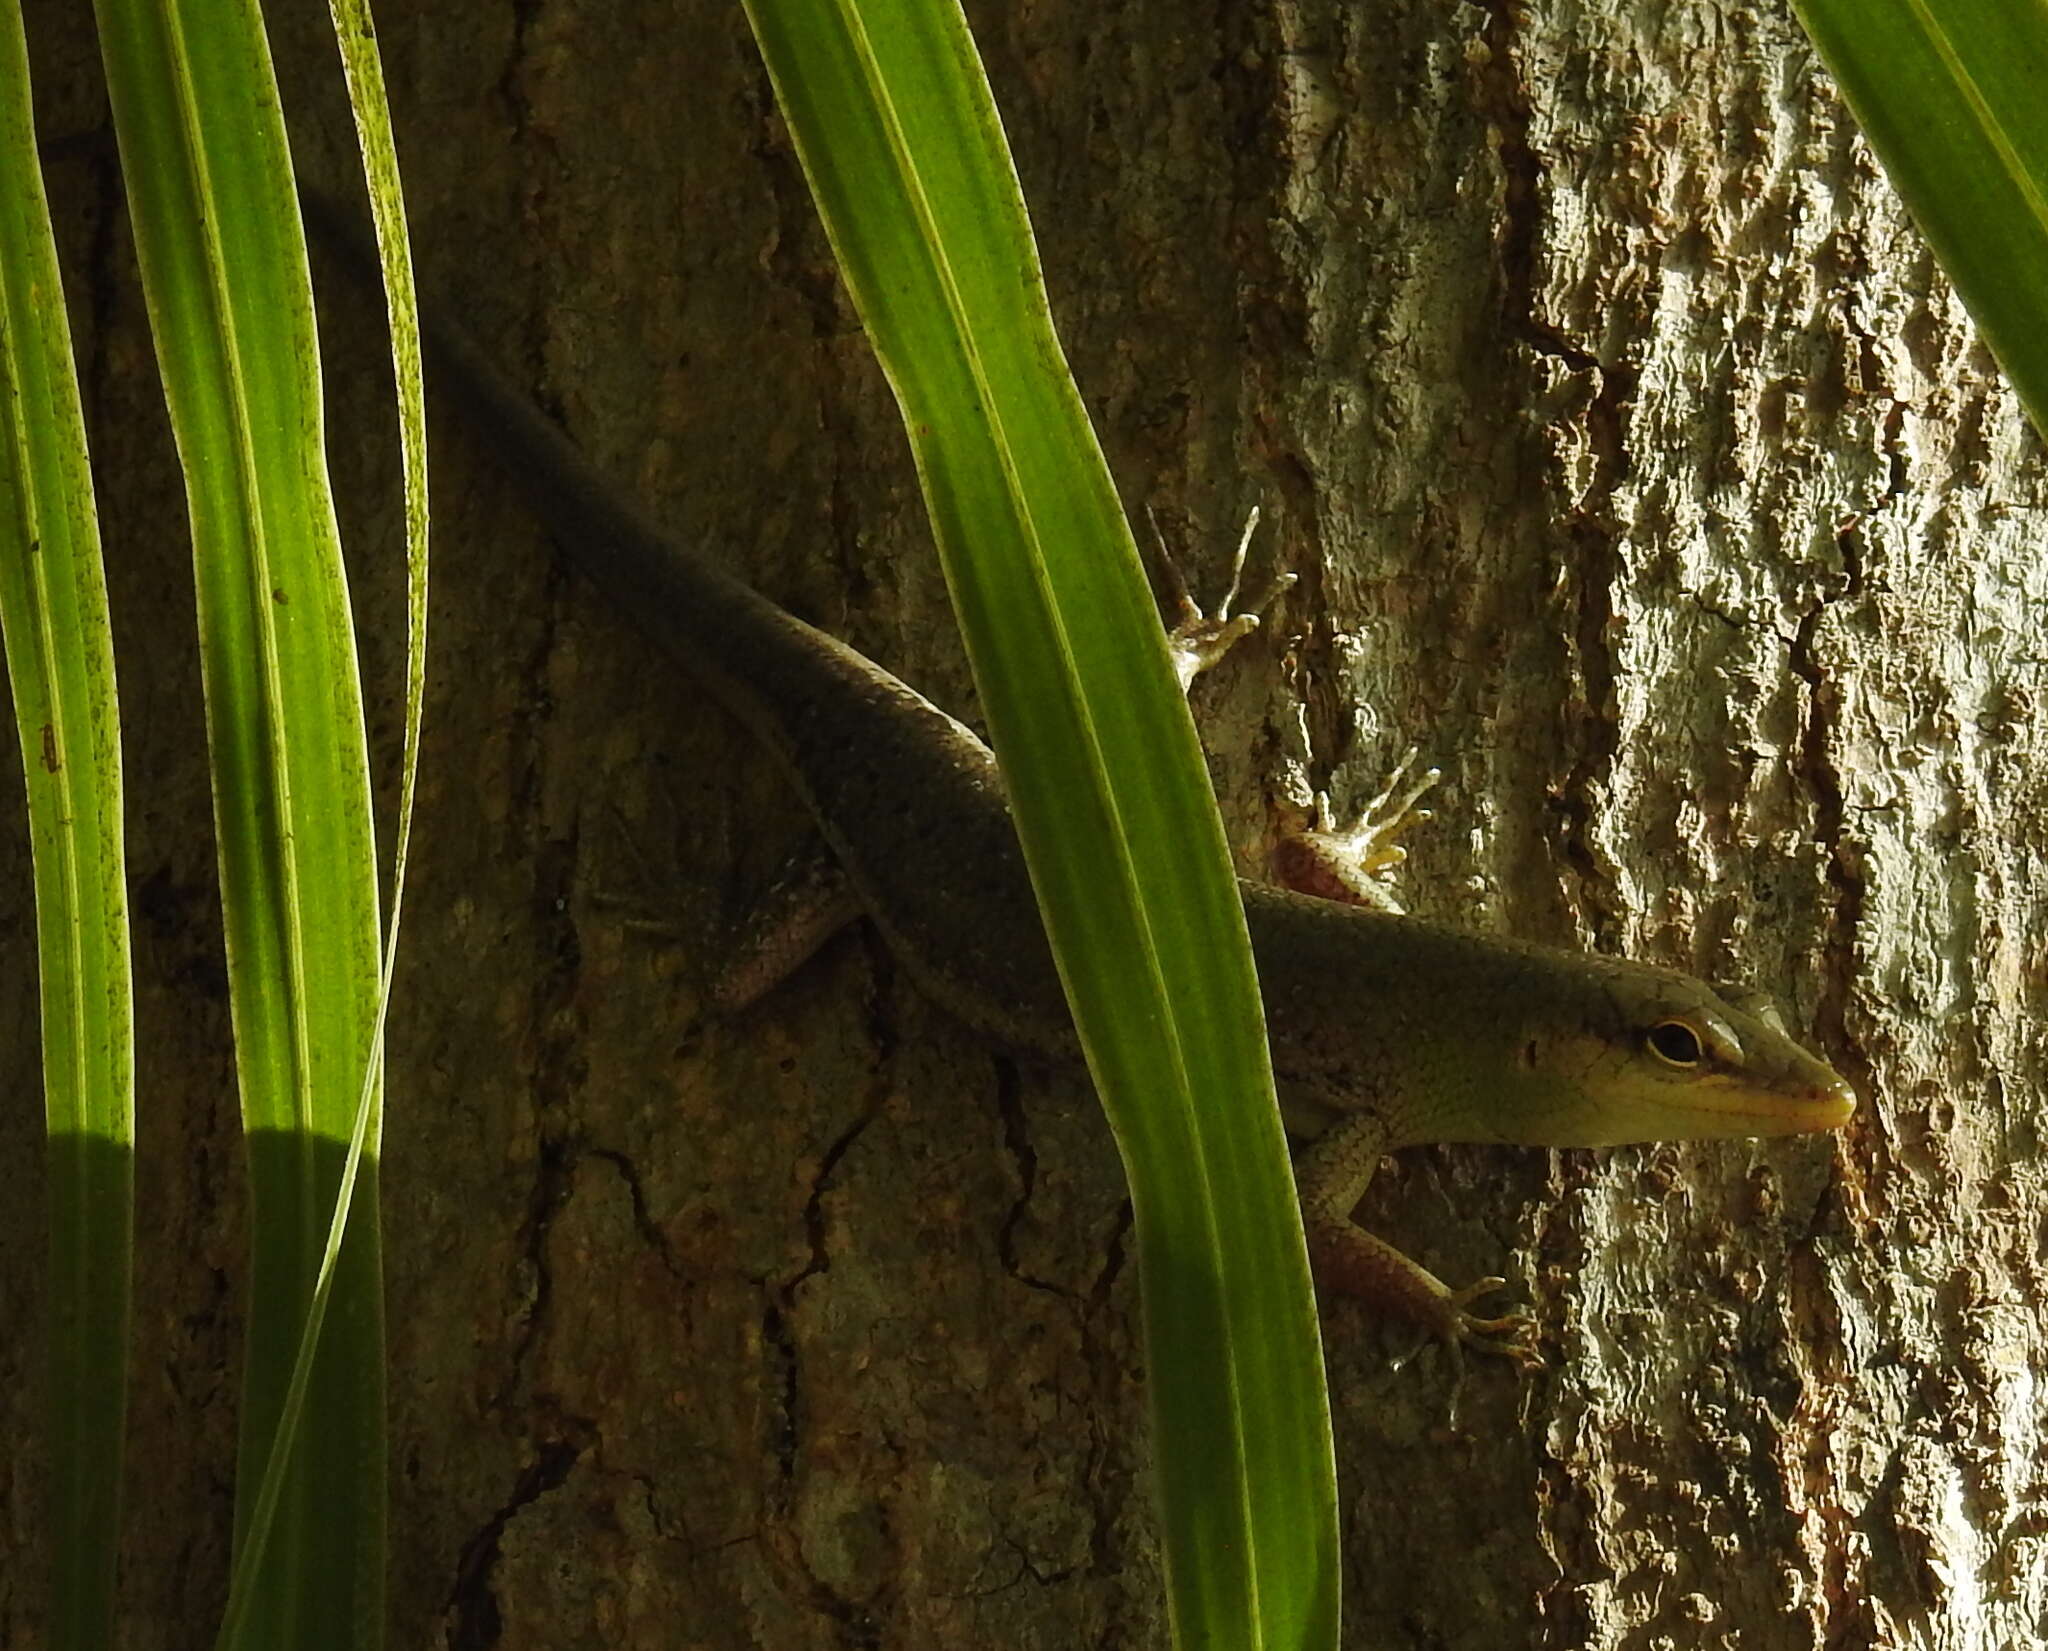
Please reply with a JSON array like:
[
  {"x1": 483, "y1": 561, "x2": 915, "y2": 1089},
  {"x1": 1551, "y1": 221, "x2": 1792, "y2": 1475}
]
[{"x1": 709, "y1": 838, "x2": 864, "y2": 1015}]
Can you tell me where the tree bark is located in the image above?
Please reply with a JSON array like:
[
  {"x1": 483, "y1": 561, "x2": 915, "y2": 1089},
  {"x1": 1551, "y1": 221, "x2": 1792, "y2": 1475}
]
[{"x1": 6, "y1": 0, "x2": 2040, "y2": 1646}]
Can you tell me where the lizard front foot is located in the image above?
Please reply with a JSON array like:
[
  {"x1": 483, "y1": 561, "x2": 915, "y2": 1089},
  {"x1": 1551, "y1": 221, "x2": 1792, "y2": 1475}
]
[
  {"x1": 1274, "y1": 748, "x2": 1441, "y2": 910},
  {"x1": 1301, "y1": 1112, "x2": 1541, "y2": 1373},
  {"x1": 1384, "y1": 1273, "x2": 1542, "y2": 1374},
  {"x1": 1442, "y1": 1277, "x2": 1542, "y2": 1367},
  {"x1": 1145, "y1": 505, "x2": 1297, "y2": 694}
]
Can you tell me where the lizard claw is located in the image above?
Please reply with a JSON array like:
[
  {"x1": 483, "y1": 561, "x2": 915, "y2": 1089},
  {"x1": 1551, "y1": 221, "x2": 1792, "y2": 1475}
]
[
  {"x1": 1350, "y1": 747, "x2": 1441, "y2": 867},
  {"x1": 1385, "y1": 1275, "x2": 1541, "y2": 1375},
  {"x1": 1445, "y1": 1277, "x2": 1542, "y2": 1369}
]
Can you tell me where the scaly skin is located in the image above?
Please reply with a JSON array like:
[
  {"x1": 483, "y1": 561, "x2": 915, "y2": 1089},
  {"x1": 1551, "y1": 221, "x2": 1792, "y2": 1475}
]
[{"x1": 311, "y1": 201, "x2": 1853, "y2": 1357}]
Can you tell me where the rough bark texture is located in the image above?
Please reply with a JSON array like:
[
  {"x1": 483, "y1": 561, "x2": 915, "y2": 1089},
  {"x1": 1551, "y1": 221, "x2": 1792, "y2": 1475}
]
[{"x1": 5, "y1": 0, "x2": 2045, "y2": 1646}]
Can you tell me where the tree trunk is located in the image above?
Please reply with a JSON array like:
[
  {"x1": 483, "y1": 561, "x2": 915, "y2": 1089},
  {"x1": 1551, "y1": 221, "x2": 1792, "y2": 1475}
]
[{"x1": 6, "y1": 0, "x2": 2040, "y2": 1646}]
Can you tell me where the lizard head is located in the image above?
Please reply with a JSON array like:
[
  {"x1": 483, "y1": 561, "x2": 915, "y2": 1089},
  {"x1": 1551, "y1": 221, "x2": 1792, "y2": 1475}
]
[{"x1": 1493, "y1": 958, "x2": 1855, "y2": 1148}]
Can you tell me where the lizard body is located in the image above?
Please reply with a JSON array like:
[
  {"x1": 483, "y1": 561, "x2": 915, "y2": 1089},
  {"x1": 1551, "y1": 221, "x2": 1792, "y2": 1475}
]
[{"x1": 328, "y1": 218, "x2": 1853, "y2": 1352}]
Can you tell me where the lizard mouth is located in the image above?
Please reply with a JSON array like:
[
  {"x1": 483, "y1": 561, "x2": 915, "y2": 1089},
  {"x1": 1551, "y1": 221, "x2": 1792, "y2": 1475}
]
[
  {"x1": 1707, "y1": 1074, "x2": 1857, "y2": 1134},
  {"x1": 1779, "y1": 1079, "x2": 1856, "y2": 1130}
]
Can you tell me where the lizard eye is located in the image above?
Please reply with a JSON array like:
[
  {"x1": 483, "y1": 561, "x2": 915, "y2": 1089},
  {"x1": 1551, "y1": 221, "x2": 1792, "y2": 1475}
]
[{"x1": 1646, "y1": 1020, "x2": 1704, "y2": 1068}]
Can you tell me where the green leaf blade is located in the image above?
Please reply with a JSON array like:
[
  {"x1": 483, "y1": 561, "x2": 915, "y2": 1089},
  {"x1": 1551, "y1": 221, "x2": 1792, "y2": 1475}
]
[
  {"x1": 1793, "y1": 0, "x2": 2048, "y2": 435},
  {"x1": 742, "y1": 2, "x2": 1340, "y2": 1645},
  {"x1": 0, "y1": 9, "x2": 137, "y2": 1646},
  {"x1": 93, "y1": 0, "x2": 388, "y2": 1642}
]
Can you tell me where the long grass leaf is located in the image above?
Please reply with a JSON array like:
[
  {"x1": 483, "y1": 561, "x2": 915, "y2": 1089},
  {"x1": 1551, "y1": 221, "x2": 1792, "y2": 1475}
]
[
  {"x1": 740, "y1": 2, "x2": 1339, "y2": 1645},
  {"x1": 1792, "y1": 0, "x2": 2048, "y2": 435},
  {"x1": 92, "y1": 0, "x2": 386, "y2": 1641},
  {"x1": 212, "y1": 7, "x2": 426, "y2": 1643},
  {"x1": 0, "y1": 10, "x2": 135, "y2": 1646}
]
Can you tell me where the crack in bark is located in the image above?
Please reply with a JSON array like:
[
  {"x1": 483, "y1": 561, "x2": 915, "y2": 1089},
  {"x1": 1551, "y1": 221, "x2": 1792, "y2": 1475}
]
[
  {"x1": 1469, "y1": 0, "x2": 1642, "y2": 947},
  {"x1": 991, "y1": 1056, "x2": 1080, "y2": 1296},
  {"x1": 496, "y1": 1130, "x2": 574, "y2": 1415},
  {"x1": 749, "y1": 1073, "x2": 894, "y2": 1618},
  {"x1": 1787, "y1": 569, "x2": 1865, "y2": 1085},
  {"x1": 1089, "y1": 1201, "x2": 1132, "y2": 1311},
  {"x1": 446, "y1": 1435, "x2": 586, "y2": 1651},
  {"x1": 492, "y1": 830, "x2": 586, "y2": 1408},
  {"x1": 495, "y1": 0, "x2": 543, "y2": 179},
  {"x1": 1879, "y1": 400, "x2": 1913, "y2": 505},
  {"x1": 752, "y1": 1376, "x2": 891, "y2": 1650},
  {"x1": 1079, "y1": 1202, "x2": 1135, "y2": 1584},
  {"x1": 586, "y1": 1145, "x2": 687, "y2": 1282},
  {"x1": 785, "y1": 1087, "x2": 883, "y2": 1299},
  {"x1": 486, "y1": 476, "x2": 592, "y2": 1396},
  {"x1": 760, "y1": 1295, "x2": 803, "y2": 1493},
  {"x1": 1472, "y1": 0, "x2": 1598, "y2": 378}
]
